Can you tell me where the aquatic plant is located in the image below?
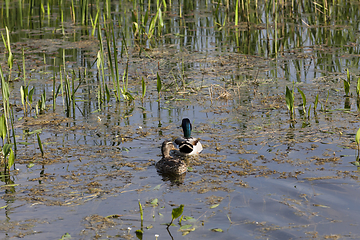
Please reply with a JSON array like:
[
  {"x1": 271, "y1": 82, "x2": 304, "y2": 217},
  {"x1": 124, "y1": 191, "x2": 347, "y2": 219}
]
[
  {"x1": 104, "y1": 18, "x2": 120, "y2": 102},
  {"x1": 0, "y1": 115, "x2": 14, "y2": 172},
  {"x1": 52, "y1": 59, "x2": 58, "y2": 111},
  {"x1": 59, "y1": 233, "x2": 71, "y2": 240},
  {"x1": 22, "y1": 48, "x2": 26, "y2": 84},
  {"x1": 0, "y1": 67, "x2": 10, "y2": 140},
  {"x1": 141, "y1": 77, "x2": 146, "y2": 101},
  {"x1": 313, "y1": 93, "x2": 319, "y2": 112},
  {"x1": 37, "y1": 90, "x2": 47, "y2": 114},
  {"x1": 120, "y1": 63, "x2": 134, "y2": 102},
  {"x1": 356, "y1": 127, "x2": 360, "y2": 155},
  {"x1": 321, "y1": 90, "x2": 330, "y2": 112},
  {"x1": 20, "y1": 86, "x2": 35, "y2": 116},
  {"x1": 157, "y1": 72, "x2": 162, "y2": 98},
  {"x1": 67, "y1": 71, "x2": 82, "y2": 112},
  {"x1": 232, "y1": 0, "x2": 238, "y2": 26},
  {"x1": 0, "y1": 66, "x2": 16, "y2": 166},
  {"x1": 135, "y1": 200, "x2": 144, "y2": 238},
  {"x1": 297, "y1": 87, "x2": 306, "y2": 115},
  {"x1": 111, "y1": 25, "x2": 121, "y2": 102},
  {"x1": 342, "y1": 69, "x2": 351, "y2": 97},
  {"x1": 9, "y1": 107, "x2": 16, "y2": 153},
  {"x1": 343, "y1": 79, "x2": 350, "y2": 97},
  {"x1": 147, "y1": 4, "x2": 163, "y2": 40},
  {"x1": 2, "y1": 143, "x2": 14, "y2": 171},
  {"x1": 1, "y1": 27, "x2": 13, "y2": 72},
  {"x1": 139, "y1": 200, "x2": 144, "y2": 223},
  {"x1": 0, "y1": 115, "x2": 7, "y2": 145},
  {"x1": 37, "y1": 133, "x2": 44, "y2": 158},
  {"x1": 167, "y1": 204, "x2": 184, "y2": 228},
  {"x1": 90, "y1": 10, "x2": 99, "y2": 37},
  {"x1": 131, "y1": 10, "x2": 139, "y2": 38},
  {"x1": 213, "y1": 0, "x2": 227, "y2": 29},
  {"x1": 285, "y1": 86, "x2": 294, "y2": 119}
]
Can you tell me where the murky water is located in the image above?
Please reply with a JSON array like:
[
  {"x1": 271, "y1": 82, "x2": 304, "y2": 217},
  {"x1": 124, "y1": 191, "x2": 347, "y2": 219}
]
[{"x1": 1, "y1": 0, "x2": 360, "y2": 239}]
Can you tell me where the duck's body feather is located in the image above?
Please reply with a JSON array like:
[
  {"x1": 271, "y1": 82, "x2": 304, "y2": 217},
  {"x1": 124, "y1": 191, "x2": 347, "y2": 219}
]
[
  {"x1": 175, "y1": 118, "x2": 203, "y2": 156},
  {"x1": 156, "y1": 157, "x2": 187, "y2": 175},
  {"x1": 156, "y1": 140, "x2": 187, "y2": 175}
]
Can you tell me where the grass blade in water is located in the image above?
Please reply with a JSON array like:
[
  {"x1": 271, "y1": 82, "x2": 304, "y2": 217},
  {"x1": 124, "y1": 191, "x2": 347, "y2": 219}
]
[
  {"x1": 297, "y1": 87, "x2": 307, "y2": 113},
  {"x1": 285, "y1": 86, "x2": 294, "y2": 115},
  {"x1": 0, "y1": 114, "x2": 6, "y2": 141},
  {"x1": 8, "y1": 148, "x2": 14, "y2": 170},
  {"x1": 37, "y1": 133, "x2": 44, "y2": 157},
  {"x1": 141, "y1": 77, "x2": 146, "y2": 99},
  {"x1": 156, "y1": 72, "x2": 162, "y2": 96},
  {"x1": 356, "y1": 127, "x2": 360, "y2": 152}
]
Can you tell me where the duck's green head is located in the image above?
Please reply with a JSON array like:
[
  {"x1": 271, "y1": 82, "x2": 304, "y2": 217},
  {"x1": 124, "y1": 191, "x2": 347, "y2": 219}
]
[{"x1": 181, "y1": 118, "x2": 192, "y2": 139}]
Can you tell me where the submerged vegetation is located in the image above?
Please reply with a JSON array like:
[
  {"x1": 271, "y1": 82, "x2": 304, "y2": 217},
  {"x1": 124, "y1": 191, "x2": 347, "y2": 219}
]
[{"x1": 1, "y1": 0, "x2": 360, "y2": 239}]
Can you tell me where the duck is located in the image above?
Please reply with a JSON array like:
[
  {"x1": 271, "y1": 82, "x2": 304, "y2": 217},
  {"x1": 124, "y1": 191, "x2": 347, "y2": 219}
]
[
  {"x1": 175, "y1": 118, "x2": 203, "y2": 155},
  {"x1": 156, "y1": 140, "x2": 187, "y2": 175}
]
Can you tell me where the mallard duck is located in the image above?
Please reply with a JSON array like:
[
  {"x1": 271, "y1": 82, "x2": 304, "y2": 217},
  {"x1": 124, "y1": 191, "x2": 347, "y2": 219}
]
[
  {"x1": 156, "y1": 140, "x2": 187, "y2": 175},
  {"x1": 175, "y1": 118, "x2": 203, "y2": 155}
]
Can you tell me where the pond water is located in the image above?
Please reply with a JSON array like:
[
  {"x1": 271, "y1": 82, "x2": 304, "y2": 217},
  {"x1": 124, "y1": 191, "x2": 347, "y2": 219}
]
[{"x1": 1, "y1": 0, "x2": 360, "y2": 239}]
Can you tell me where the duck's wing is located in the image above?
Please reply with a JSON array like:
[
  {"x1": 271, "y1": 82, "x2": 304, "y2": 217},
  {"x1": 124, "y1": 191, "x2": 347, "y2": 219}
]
[
  {"x1": 193, "y1": 139, "x2": 203, "y2": 154},
  {"x1": 187, "y1": 138, "x2": 203, "y2": 155},
  {"x1": 175, "y1": 137, "x2": 193, "y2": 154},
  {"x1": 175, "y1": 137, "x2": 203, "y2": 155},
  {"x1": 175, "y1": 137, "x2": 186, "y2": 146}
]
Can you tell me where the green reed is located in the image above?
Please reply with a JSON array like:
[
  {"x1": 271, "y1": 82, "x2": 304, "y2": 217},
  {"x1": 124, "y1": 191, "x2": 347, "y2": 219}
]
[
  {"x1": 20, "y1": 47, "x2": 35, "y2": 116},
  {"x1": 104, "y1": 19, "x2": 119, "y2": 102},
  {"x1": 356, "y1": 77, "x2": 360, "y2": 98},
  {"x1": 64, "y1": 74, "x2": 71, "y2": 115},
  {"x1": 120, "y1": 62, "x2": 134, "y2": 102},
  {"x1": 90, "y1": 10, "x2": 99, "y2": 37},
  {"x1": 111, "y1": 24, "x2": 121, "y2": 102},
  {"x1": 20, "y1": 85, "x2": 34, "y2": 116},
  {"x1": 36, "y1": 90, "x2": 46, "y2": 114},
  {"x1": 9, "y1": 107, "x2": 16, "y2": 153},
  {"x1": 156, "y1": 72, "x2": 162, "y2": 99},
  {"x1": 0, "y1": 114, "x2": 6, "y2": 146},
  {"x1": 297, "y1": 87, "x2": 307, "y2": 115},
  {"x1": 2, "y1": 142, "x2": 14, "y2": 172},
  {"x1": 46, "y1": 0, "x2": 50, "y2": 24},
  {"x1": 22, "y1": 48, "x2": 25, "y2": 85},
  {"x1": 96, "y1": 50, "x2": 104, "y2": 109},
  {"x1": 313, "y1": 93, "x2": 319, "y2": 112},
  {"x1": 59, "y1": 67, "x2": 65, "y2": 113},
  {"x1": 147, "y1": 5, "x2": 162, "y2": 40},
  {"x1": 235, "y1": 0, "x2": 239, "y2": 26},
  {"x1": 37, "y1": 133, "x2": 44, "y2": 158},
  {"x1": 0, "y1": 67, "x2": 10, "y2": 141},
  {"x1": 135, "y1": 200, "x2": 144, "y2": 238},
  {"x1": 141, "y1": 77, "x2": 146, "y2": 101},
  {"x1": 1, "y1": 27, "x2": 13, "y2": 73},
  {"x1": 343, "y1": 69, "x2": 351, "y2": 97},
  {"x1": 70, "y1": 0, "x2": 75, "y2": 23},
  {"x1": 285, "y1": 86, "x2": 294, "y2": 119},
  {"x1": 52, "y1": 58, "x2": 56, "y2": 111},
  {"x1": 96, "y1": 19, "x2": 108, "y2": 107},
  {"x1": 356, "y1": 127, "x2": 360, "y2": 156},
  {"x1": 0, "y1": 113, "x2": 14, "y2": 172}
]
